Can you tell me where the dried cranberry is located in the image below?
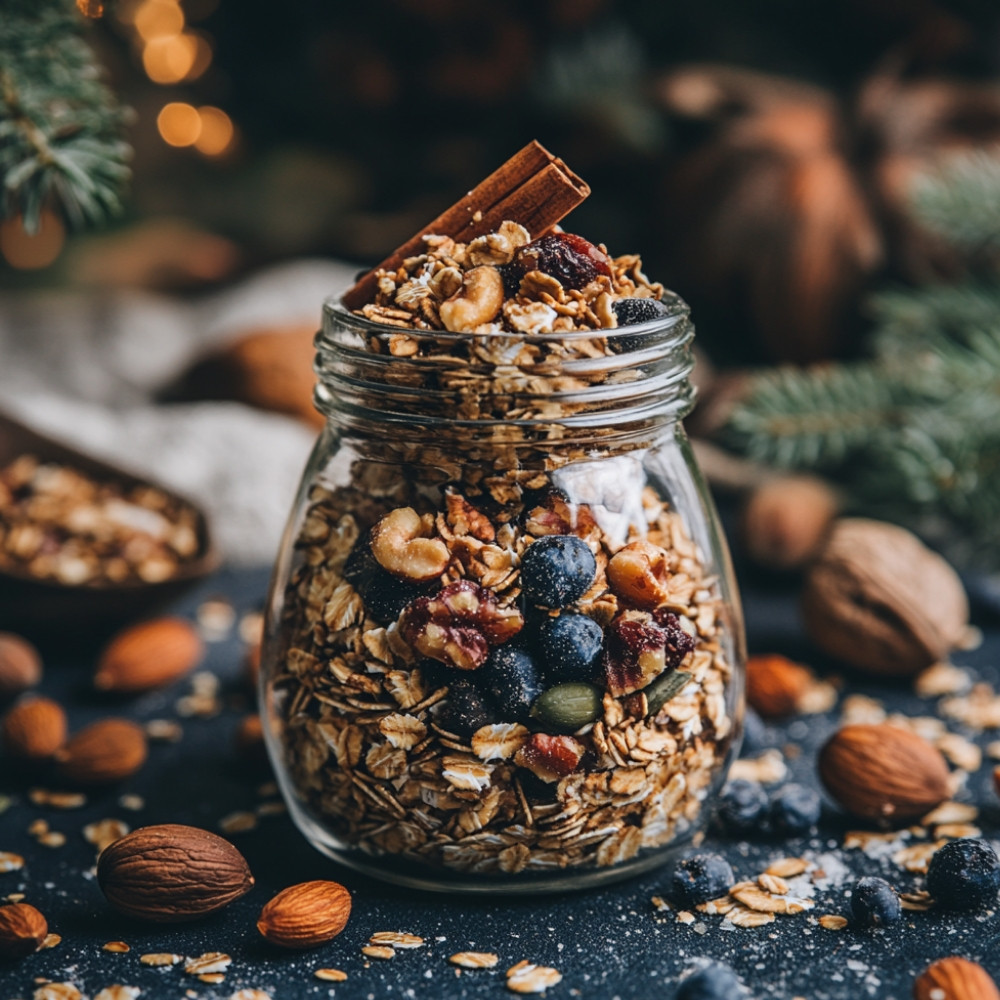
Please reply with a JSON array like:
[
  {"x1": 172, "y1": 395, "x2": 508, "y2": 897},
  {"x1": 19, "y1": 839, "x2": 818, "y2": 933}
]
[{"x1": 513, "y1": 233, "x2": 612, "y2": 290}]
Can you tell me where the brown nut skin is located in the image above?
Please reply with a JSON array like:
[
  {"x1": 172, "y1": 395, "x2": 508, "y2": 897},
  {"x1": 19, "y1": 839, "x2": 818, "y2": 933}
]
[
  {"x1": 0, "y1": 634, "x2": 42, "y2": 699},
  {"x1": 913, "y1": 956, "x2": 1000, "y2": 1000},
  {"x1": 741, "y1": 475, "x2": 838, "y2": 571},
  {"x1": 439, "y1": 265, "x2": 504, "y2": 332},
  {"x1": 54, "y1": 718, "x2": 148, "y2": 785},
  {"x1": 1, "y1": 696, "x2": 67, "y2": 760},
  {"x1": 95, "y1": 617, "x2": 204, "y2": 694},
  {"x1": 97, "y1": 824, "x2": 254, "y2": 922},
  {"x1": 0, "y1": 902, "x2": 48, "y2": 959},
  {"x1": 746, "y1": 653, "x2": 813, "y2": 718},
  {"x1": 257, "y1": 880, "x2": 352, "y2": 949},
  {"x1": 818, "y1": 723, "x2": 950, "y2": 825},
  {"x1": 801, "y1": 518, "x2": 968, "y2": 677},
  {"x1": 606, "y1": 540, "x2": 673, "y2": 610},
  {"x1": 370, "y1": 507, "x2": 450, "y2": 582}
]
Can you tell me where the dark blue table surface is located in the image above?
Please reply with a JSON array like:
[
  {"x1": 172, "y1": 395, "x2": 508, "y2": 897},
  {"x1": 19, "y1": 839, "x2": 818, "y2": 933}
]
[{"x1": 1, "y1": 564, "x2": 999, "y2": 1000}]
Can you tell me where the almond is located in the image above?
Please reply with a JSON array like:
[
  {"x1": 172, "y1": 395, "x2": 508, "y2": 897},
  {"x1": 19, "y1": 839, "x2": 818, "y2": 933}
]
[
  {"x1": 1, "y1": 696, "x2": 67, "y2": 760},
  {"x1": 0, "y1": 902, "x2": 48, "y2": 959},
  {"x1": 0, "y1": 633, "x2": 42, "y2": 699},
  {"x1": 819, "y1": 723, "x2": 950, "y2": 824},
  {"x1": 54, "y1": 718, "x2": 148, "y2": 785},
  {"x1": 746, "y1": 654, "x2": 812, "y2": 717},
  {"x1": 94, "y1": 617, "x2": 204, "y2": 694},
  {"x1": 914, "y1": 956, "x2": 1000, "y2": 1000},
  {"x1": 97, "y1": 824, "x2": 254, "y2": 922},
  {"x1": 257, "y1": 880, "x2": 352, "y2": 949}
]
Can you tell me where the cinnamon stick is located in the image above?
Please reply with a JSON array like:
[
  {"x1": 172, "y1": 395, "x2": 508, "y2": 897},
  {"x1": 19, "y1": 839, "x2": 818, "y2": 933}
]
[{"x1": 342, "y1": 140, "x2": 590, "y2": 309}]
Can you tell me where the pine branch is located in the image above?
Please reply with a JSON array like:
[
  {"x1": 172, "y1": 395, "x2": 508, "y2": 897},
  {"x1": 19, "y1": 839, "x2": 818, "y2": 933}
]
[
  {"x1": 0, "y1": 0, "x2": 131, "y2": 233},
  {"x1": 909, "y1": 150, "x2": 1000, "y2": 255}
]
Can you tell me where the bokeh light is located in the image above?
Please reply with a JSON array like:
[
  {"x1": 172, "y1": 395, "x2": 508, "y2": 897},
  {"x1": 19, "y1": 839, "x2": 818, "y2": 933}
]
[
  {"x1": 194, "y1": 106, "x2": 235, "y2": 156},
  {"x1": 133, "y1": 0, "x2": 184, "y2": 41},
  {"x1": 0, "y1": 212, "x2": 66, "y2": 270},
  {"x1": 142, "y1": 33, "x2": 198, "y2": 83},
  {"x1": 183, "y1": 32, "x2": 215, "y2": 81},
  {"x1": 157, "y1": 102, "x2": 202, "y2": 147}
]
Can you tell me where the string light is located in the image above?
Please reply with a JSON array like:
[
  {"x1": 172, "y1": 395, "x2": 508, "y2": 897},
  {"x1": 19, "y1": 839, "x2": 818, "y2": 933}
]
[
  {"x1": 194, "y1": 106, "x2": 234, "y2": 156},
  {"x1": 157, "y1": 102, "x2": 202, "y2": 146},
  {"x1": 0, "y1": 212, "x2": 66, "y2": 270}
]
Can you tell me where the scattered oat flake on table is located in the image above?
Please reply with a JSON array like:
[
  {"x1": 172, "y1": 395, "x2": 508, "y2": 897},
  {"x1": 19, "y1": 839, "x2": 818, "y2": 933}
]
[
  {"x1": 935, "y1": 822, "x2": 982, "y2": 839},
  {"x1": 103, "y1": 941, "x2": 130, "y2": 953},
  {"x1": 650, "y1": 895, "x2": 670, "y2": 912},
  {"x1": 144, "y1": 720, "x2": 183, "y2": 743},
  {"x1": 229, "y1": 991, "x2": 271, "y2": 1000},
  {"x1": 676, "y1": 911, "x2": 696, "y2": 925},
  {"x1": 727, "y1": 748, "x2": 786, "y2": 784},
  {"x1": 84, "y1": 818, "x2": 130, "y2": 852},
  {"x1": 218, "y1": 811, "x2": 258, "y2": 834},
  {"x1": 41, "y1": 933, "x2": 61, "y2": 949},
  {"x1": 185, "y1": 952, "x2": 232, "y2": 975},
  {"x1": 118, "y1": 794, "x2": 144, "y2": 811},
  {"x1": 731, "y1": 885, "x2": 813, "y2": 914},
  {"x1": 33, "y1": 986, "x2": 82, "y2": 1000},
  {"x1": 915, "y1": 661, "x2": 970, "y2": 698},
  {"x1": 198, "y1": 973, "x2": 226, "y2": 984},
  {"x1": 93, "y1": 987, "x2": 140, "y2": 1000},
  {"x1": 38, "y1": 830, "x2": 66, "y2": 848},
  {"x1": 840, "y1": 693, "x2": 886, "y2": 725},
  {"x1": 893, "y1": 841, "x2": 945, "y2": 873},
  {"x1": 362, "y1": 945, "x2": 396, "y2": 960},
  {"x1": 765, "y1": 857, "x2": 810, "y2": 878},
  {"x1": 29, "y1": 789, "x2": 86, "y2": 809},
  {"x1": 314, "y1": 969, "x2": 348, "y2": 982},
  {"x1": 818, "y1": 915, "x2": 848, "y2": 930},
  {"x1": 450, "y1": 952, "x2": 499, "y2": 969},
  {"x1": 724, "y1": 906, "x2": 776, "y2": 928},
  {"x1": 369, "y1": 931, "x2": 424, "y2": 948},
  {"x1": 0, "y1": 850, "x2": 25, "y2": 871},
  {"x1": 140, "y1": 953, "x2": 183, "y2": 966},
  {"x1": 197, "y1": 598, "x2": 236, "y2": 640},
  {"x1": 506, "y1": 961, "x2": 563, "y2": 994},
  {"x1": 921, "y1": 801, "x2": 979, "y2": 826},
  {"x1": 757, "y1": 874, "x2": 789, "y2": 895},
  {"x1": 936, "y1": 732, "x2": 982, "y2": 772},
  {"x1": 255, "y1": 801, "x2": 286, "y2": 817},
  {"x1": 899, "y1": 891, "x2": 934, "y2": 911}
]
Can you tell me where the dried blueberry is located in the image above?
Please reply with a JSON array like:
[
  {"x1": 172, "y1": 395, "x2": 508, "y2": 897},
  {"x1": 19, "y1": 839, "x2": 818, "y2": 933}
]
[
  {"x1": 476, "y1": 646, "x2": 543, "y2": 723},
  {"x1": 610, "y1": 298, "x2": 672, "y2": 353},
  {"x1": 612, "y1": 297, "x2": 671, "y2": 327},
  {"x1": 669, "y1": 853, "x2": 735, "y2": 909},
  {"x1": 343, "y1": 533, "x2": 427, "y2": 622},
  {"x1": 520, "y1": 535, "x2": 596, "y2": 608},
  {"x1": 769, "y1": 783, "x2": 821, "y2": 835},
  {"x1": 440, "y1": 679, "x2": 493, "y2": 738},
  {"x1": 850, "y1": 876, "x2": 901, "y2": 928},
  {"x1": 675, "y1": 963, "x2": 745, "y2": 1000},
  {"x1": 740, "y1": 707, "x2": 768, "y2": 755},
  {"x1": 926, "y1": 838, "x2": 1000, "y2": 911},
  {"x1": 513, "y1": 232, "x2": 612, "y2": 290},
  {"x1": 538, "y1": 613, "x2": 604, "y2": 682},
  {"x1": 716, "y1": 779, "x2": 768, "y2": 836}
]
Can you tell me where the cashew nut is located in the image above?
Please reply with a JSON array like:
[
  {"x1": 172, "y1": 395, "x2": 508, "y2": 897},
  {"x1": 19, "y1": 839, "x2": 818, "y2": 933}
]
[
  {"x1": 438, "y1": 266, "x2": 504, "y2": 332},
  {"x1": 607, "y1": 539, "x2": 673, "y2": 609},
  {"x1": 370, "y1": 507, "x2": 450, "y2": 582}
]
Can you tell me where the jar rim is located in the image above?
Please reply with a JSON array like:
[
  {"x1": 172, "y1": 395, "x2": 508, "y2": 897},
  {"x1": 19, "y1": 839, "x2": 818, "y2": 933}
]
[{"x1": 321, "y1": 293, "x2": 691, "y2": 348}]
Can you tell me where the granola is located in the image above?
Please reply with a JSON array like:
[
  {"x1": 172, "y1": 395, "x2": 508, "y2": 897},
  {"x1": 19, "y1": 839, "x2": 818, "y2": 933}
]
[
  {"x1": 0, "y1": 454, "x2": 203, "y2": 586},
  {"x1": 270, "y1": 474, "x2": 734, "y2": 880}
]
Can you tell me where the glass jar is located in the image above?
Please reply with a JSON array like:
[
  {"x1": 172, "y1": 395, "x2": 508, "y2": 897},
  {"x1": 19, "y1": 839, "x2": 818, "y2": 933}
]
[{"x1": 260, "y1": 294, "x2": 746, "y2": 893}]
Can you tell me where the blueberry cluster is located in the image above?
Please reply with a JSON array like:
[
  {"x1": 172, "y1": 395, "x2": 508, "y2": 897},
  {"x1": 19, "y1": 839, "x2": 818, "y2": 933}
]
[{"x1": 715, "y1": 780, "x2": 820, "y2": 838}]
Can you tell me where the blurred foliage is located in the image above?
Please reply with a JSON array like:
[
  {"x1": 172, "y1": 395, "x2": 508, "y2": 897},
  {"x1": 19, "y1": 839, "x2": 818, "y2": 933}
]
[
  {"x1": 723, "y1": 151, "x2": 1000, "y2": 566},
  {"x1": 0, "y1": 0, "x2": 131, "y2": 232}
]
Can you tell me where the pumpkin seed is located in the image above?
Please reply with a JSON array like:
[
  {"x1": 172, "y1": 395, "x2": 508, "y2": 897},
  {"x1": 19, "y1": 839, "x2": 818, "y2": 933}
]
[
  {"x1": 530, "y1": 683, "x2": 602, "y2": 732},
  {"x1": 645, "y1": 670, "x2": 692, "y2": 716}
]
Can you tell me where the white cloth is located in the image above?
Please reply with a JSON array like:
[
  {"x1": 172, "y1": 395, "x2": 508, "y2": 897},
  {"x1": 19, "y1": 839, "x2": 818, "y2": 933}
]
[{"x1": 0, "y1": 259, "x2": 357, "y2": 565}]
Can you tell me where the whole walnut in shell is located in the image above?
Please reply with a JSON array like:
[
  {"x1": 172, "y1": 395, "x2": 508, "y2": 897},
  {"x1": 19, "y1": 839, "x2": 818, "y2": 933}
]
[{"x1": 801, "y1": 518, "x2": 968, "y2": 677}]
